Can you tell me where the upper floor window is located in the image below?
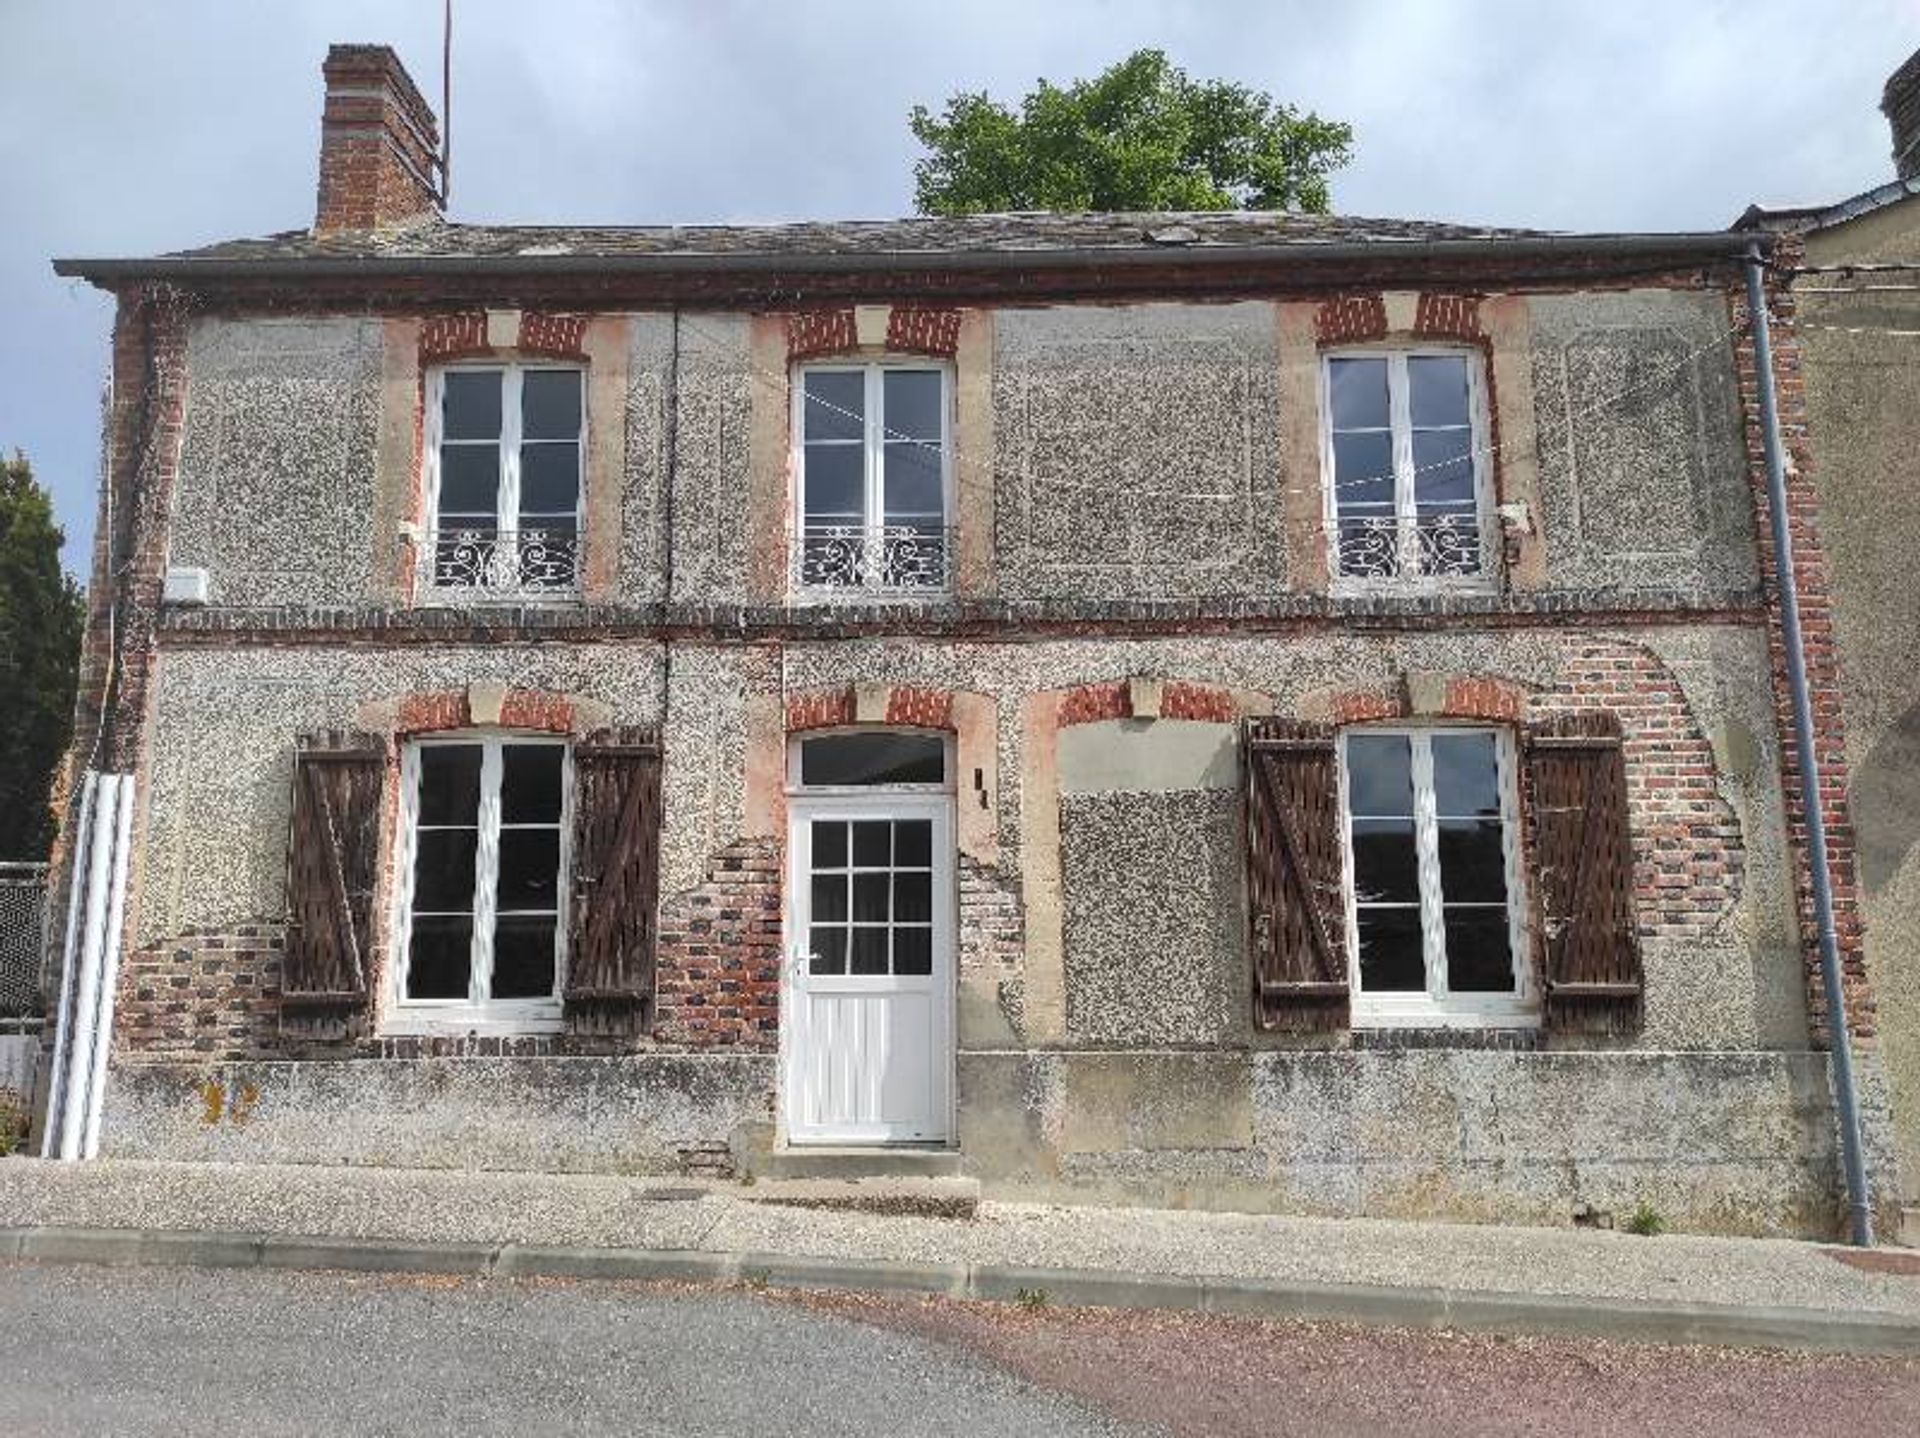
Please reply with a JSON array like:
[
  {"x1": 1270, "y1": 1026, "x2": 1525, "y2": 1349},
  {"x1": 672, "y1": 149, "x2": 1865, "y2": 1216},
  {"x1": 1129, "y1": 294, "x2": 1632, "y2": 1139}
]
[
  {"x1": 1323, "y1": 350, "x2": 1492, "y2": 586},
  {"x1": 393, "y1": 735, "x2": 569, "y2": 1030},
  {"x1": 1339, "y1": 726, "x2": 1532, "y2": 1026},
  {"x1": 794, "y1": 364, "x2": 952, "y2": 594},
  {"x1": 425, "y1": 365, "x2": 583, "y2": 600}
]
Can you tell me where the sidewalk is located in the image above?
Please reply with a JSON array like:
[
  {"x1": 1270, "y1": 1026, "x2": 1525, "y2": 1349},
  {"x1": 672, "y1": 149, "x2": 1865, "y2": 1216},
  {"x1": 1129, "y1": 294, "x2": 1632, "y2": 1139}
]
[{"x1": 2, "y1": 1158, "x2": 1916, "y2": 1353}]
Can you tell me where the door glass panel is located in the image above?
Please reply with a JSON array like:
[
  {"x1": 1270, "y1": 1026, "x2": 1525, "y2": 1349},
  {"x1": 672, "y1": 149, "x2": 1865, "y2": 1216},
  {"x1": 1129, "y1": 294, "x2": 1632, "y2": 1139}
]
[
  {"x1": 852, "y1": 872, "x2": 890, "y2": 922},
  {"x1": 809, "y1": 926, "x2": 846, "y2": 975},
  {"x1": 893, "y1": 927, "x2": 932, "y2": 976},
  {"x1": 893, "y1": 870, "x2": 931, "y2": 924},
  {"x1": 894, "y1": 820, "x2": 932, "y2": 867},
  {"x1": 849, "y1": 927, "x2": 889, "y2": 975},
  {"x1": 800, "y1": 733, "x2": 946, "y2": 787},
  {"x1": 810, "y1": 872, "x2": 847, "y2": 923},
  {"x1": 811, "y1": 819, "x2": 847, "y2": 869}
]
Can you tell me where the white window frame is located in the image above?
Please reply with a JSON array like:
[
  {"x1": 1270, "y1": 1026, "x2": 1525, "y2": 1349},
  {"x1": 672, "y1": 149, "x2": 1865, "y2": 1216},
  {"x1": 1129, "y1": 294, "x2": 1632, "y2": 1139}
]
[
  {"x1": 789, "y1": 360, "x2": 954, "y2": 598},
  {"x1": 1318, "y1": 346, "x2": 1497, "y2": 594},
  {"x1": 386, "y1": 731, "x2": 573, "y2": 1035},
  {"x1": 1336, "y1": 724, "x2": 1536, "y2": 1028},
  {"x1": 421, "y1": 362, "x2": 586, "y2": 603}
]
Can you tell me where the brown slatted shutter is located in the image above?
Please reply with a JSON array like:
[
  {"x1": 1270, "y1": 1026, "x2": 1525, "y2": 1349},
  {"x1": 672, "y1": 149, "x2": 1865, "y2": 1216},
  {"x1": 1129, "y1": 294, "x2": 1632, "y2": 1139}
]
[
  {"x1": 567, "y1": 727, "x2": 663, "y2": 1037},
  {"x1": 1525, "y1": 711, "x2": 1644, "y2": 1034},
  {"x1": 1245, "y1": 717, "x2": 1350, "y2": 1032},
  {"x1": 282, "y1": 730, "x2": 386, "y2": 1036}
]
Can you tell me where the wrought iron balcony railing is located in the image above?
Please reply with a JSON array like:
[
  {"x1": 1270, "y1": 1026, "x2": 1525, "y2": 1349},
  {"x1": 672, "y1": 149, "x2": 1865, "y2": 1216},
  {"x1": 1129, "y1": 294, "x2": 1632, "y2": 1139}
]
[
  {"x1": 422, "y1": 526, "x2": 579, "y2": 599},
  {"x1": 793, "y1": 523, "x2": 954, "y2": 593},
  {"x1": 1330, "y1": 512, "x2": 1494, "y2": 583}
]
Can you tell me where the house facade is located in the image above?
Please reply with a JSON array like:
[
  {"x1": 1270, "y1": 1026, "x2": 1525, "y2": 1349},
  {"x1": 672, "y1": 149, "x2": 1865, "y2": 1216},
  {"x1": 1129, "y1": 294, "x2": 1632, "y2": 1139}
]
[
  {"x1": 41, "y1": 44, "x2": 1901, "y2": 1235},
  {"x1": 1740, "y1": 46, "x2": 1920, "y2": 1216}
]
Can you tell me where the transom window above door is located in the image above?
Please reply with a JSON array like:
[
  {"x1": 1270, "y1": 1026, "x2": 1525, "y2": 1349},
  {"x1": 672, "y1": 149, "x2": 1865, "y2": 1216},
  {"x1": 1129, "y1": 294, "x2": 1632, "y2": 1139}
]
[
  {"x1": 393, "y1": 735, "x2": 569, "y2": 1031},
  {"x1": 425, "y1": 365, "x2": 583, "y2": 600},
  {"x1": 794, "y1": 365, "x2": 952, "y2": 594},
  {"x1": 1340, "y1": 726, "x2": 1534, "y2": 1026},
  {"x1": 1323, "y1": 350, "x2": 1493, "y2": 586}
]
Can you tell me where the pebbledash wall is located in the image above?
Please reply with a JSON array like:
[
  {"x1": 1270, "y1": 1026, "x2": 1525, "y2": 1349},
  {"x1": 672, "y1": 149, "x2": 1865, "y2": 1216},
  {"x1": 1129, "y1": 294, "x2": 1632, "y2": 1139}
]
[{"x1": 74, "y1": 275, "x2": 1900, "y2": 1236}]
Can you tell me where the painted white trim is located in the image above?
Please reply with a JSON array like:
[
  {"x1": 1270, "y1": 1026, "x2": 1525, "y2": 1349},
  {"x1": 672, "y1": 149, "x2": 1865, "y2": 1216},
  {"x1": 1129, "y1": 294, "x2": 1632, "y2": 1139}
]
[
  {"x1": 385, "y1": 732, "x2": 571, "y2": 1034},
  {"x1": 1336, "y1": 725, "x2": 1537, "y2": 1029},
  {"x1": 1318, "y1": 345, "x2": 1498, "y2": 596}
]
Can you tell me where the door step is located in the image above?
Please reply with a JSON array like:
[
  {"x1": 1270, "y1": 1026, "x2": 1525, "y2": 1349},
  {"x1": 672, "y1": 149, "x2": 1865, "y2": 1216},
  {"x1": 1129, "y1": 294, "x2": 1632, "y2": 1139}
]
[
  {"x1": 738, "y1": 1175, "x2": 980, "y2": 1221},
  {"x1": 750, "y1": 1146, "x2": 965, "y2": 1181}
]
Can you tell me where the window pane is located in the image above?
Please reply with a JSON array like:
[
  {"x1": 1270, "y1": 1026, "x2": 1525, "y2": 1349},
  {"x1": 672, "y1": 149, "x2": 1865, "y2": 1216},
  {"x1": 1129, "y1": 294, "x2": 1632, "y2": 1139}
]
[
  {"x1": 417, "y1": 746, "x2": 482, "y2": 826},
  {"x1": 500, "y1": 746, "x2": 564, "y2": 825},
  {"x1": 812, "y1": 820, "x2": 847, "y2": 869},
  {"x1": 438, "y1": 445, "x2": 501, "y2": 516},
  {"x1": 809, "y1": 926, "x2": 846, "y2": 975},
  {"x1": 1409, "y1": 356, "x2": 1470, "y2": 429},
  {"x1": 1438, "y1": 818, "x2": 1509, "y2": 904},
  {"x1": 496, "y1": 829, "x2": 560, "y2": 910},
  {"x1": 1356, "y1": 906, "x2": 1426, "y2": 991},
  {"x1": 1331, "y1": 431, "x2": 1395, "y2": 512},
  {"x1": 883, "y1": 441, "x2": 943, "y2": 519},
  {"x1": 894, "y1": 870, "x2": 932, "y2": 925},
  {"x1": 1345, "y1": 734, "x2": 1414, "y2": 817},
  {"x1": 522, "y1": 370, "x2": 581, "y2": 440},
  {"x1": 442, "y1": 371, "x2": 502, "y2": 440},
  {"x1": 1349, "y1": 817, "x2": 1419, "y2": 904},
  {"x1": 800, "y1": 733, "x2": 946, "y2": 787},
  {"x1": 490, "y1": 914, "x2": 557, "y2": 999},
  {"x1": 883, "y1": 370, "x2": 943, "y2": 441},
  {"x1": 1431, "y1": 733, "x2": 1501, "y2": 816},
  {"x1": 406, "y1": 915, "x2": 472, "y2": 999},
  {"x1": 804, "y1": 371, "x2": 865, "y2": 442},
  {"x1": 412, "y1": 830, "x2": 478, "y2": 912},
  {"x1": 894, "y1": 820, "x2": 932, "y2": 867},
  {"x1": 802, "y1": 444, "x2": 864, "y2": 521},
  {"x1": 810, "y1": 872, "x2": 847, "y2": 923},
  {"x1": 1444, "y1": 907, "x2": 1515, "y2": 992},
  {"x1": 1328, "y1": 357, "x2": 1389, "y2": 431},
  {"x1": 852, "y1": 872, "x2": 889, "y2": 923},
  {"x1": 1412, "y1": 429, "x2": 1475, "y2": 509},
  {"x1": 852, "y1": 821, "x2": 891, "y2": 868},
  {"x1": 850, "y1": 927, "x2": 888, "y2": 975},
  {"x1": 894, "y1": 926, "x2": 932, "y2": 976},
  {"x1": 519, "y1": 442, "x2": 580, "y2": 515}
]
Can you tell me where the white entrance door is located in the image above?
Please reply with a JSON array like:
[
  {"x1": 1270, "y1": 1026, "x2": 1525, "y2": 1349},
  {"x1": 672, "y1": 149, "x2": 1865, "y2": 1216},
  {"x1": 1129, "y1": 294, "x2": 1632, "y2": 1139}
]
[{"x1": 784, "y1": 793, "x2": 954, "y2": 1144}]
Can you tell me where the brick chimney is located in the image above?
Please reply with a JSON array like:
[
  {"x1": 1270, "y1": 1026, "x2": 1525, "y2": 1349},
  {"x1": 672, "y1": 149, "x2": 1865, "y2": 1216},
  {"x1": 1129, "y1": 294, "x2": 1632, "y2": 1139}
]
[
  {"x1": 315, "y1": 44, "x2": 443, "y2": 233},
  {"x1": 1884, "y1": 47, "x2": 1920, "y2": 182}
]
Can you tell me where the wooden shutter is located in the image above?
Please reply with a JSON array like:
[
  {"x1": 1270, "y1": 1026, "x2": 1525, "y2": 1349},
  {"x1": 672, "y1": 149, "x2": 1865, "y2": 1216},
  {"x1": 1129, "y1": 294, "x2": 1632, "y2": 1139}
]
[
  {"x1": 1525, "y1": 712, "x2": 1644, "y2": 1034},
  {"x1": 1245, "y1": 717, "x2": 1350, "y2": 1032},
  {"x1": 282, "y1": 730, "x2": 386, "y2": 1036},
  {"x1": 567, "y1": 727, "x2": 663, "y2": 1038}
]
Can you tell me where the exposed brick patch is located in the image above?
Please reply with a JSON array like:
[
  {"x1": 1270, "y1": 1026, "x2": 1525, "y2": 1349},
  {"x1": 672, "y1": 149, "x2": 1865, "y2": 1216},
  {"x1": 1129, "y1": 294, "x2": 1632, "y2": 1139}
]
[
  {"x1": 787, "y1": 309, "x2": 857, "y2": 362},
  {"x1": 1059, "y1": 681, "x2": 1130, "y2": 726},
  {"x1": 959, "y1": 854, "x2": 1026, "y2": 1038},
  {"x1": 393, "y1": 687, "x2": 577, "y2": 735},
  {"x1": 419, "y1": 312, "x2": 488, "y2": 363},
  {"x1": 884, "y1": 685, "x2": 955, "y2": 729},
  {"x1": 786, "y1": 687, "x2": 856, "y2": 733},
  {"x1": 1058, "y1": 679, "x2": 1243, "y2": 726},
  {"x1": 886, "y1": 306, "x2": 963, "y2": 358},
  {"x1": 1328, "y1": 686, "x2": 1406, "y2": 724},
  {"x1": 654, "y1": 838, "x2": 783, "y2": 1048},
  {"x1": 1443, "y1": 675, "x2": 1528, "y2": 722},
  {"x1": 1161, "y1": 682, "x2": 1239, "y2": 723},
  {"x1": 1414, "y1": 293, "x2": 1486, "y2": 340},
  {"x1": 1315, "y1": 293, "x2": 1388, "y2": 344},
  {"x1": 517, "y1": 311, "x2": 590, "y2": 360},
  {"x1": 116, "y1": 926, "x2": 287, "y2": 1060},
  {"x1": 1732, "y1": 237, "x2": 1873, "y2": 1041}
]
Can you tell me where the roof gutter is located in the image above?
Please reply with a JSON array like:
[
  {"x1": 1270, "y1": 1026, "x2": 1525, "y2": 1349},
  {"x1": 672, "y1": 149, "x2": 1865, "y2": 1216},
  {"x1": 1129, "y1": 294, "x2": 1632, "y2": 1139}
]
[{"x1": 52, "y1": 230, "x2": 1769, "y2": 284}]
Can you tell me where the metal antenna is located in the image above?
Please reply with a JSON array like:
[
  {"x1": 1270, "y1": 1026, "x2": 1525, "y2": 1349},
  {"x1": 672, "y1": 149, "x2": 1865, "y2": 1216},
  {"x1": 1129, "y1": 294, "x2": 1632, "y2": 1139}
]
[{"x1": 441, "y1": 0, "x2": 453, "y2": 205}]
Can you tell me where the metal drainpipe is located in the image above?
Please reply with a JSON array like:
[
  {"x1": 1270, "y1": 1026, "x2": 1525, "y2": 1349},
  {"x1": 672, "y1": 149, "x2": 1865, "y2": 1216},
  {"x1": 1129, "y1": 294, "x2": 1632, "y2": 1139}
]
[{"x1": 1743, "y1": 242, "x2": 1874, "y2": 1247}]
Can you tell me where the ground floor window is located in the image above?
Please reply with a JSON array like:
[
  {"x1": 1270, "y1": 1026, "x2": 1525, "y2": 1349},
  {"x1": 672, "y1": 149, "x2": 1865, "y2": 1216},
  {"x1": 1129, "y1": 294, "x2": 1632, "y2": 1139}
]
[
  {"x1": 1339, "y1": 726, "x2": 1534, "y2": 1026},
  {"x1": 393, "y1": 734, "x2": 569, "y2": 1028}
]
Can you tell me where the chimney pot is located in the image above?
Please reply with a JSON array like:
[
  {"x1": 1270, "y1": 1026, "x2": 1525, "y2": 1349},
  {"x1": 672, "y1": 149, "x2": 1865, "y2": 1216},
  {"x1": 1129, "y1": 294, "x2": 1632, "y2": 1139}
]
[
  {"x1": 1883, "y1": 47, "x2": 1920, "y2": 182},
  {"x1": 315, "y1": 43, "x2": 443, "y2": 234}
]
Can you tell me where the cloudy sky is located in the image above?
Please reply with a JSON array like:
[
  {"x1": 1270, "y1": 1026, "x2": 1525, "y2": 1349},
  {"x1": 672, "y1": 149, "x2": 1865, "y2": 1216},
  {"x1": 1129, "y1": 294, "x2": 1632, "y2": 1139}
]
[{"x1": 3, "y1": 0, "x2": 1916, "y2": 572}]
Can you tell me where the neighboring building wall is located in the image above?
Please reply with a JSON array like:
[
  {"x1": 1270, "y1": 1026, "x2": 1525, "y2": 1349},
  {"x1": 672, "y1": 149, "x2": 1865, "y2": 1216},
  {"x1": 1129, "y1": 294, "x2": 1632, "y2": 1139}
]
[
  {"x1": 1800, "y1": 196, "x2": 1920, "y2": 1203},
  {"x1": 78, "y1": 279, "x2": 1897, "y2": 1235}
]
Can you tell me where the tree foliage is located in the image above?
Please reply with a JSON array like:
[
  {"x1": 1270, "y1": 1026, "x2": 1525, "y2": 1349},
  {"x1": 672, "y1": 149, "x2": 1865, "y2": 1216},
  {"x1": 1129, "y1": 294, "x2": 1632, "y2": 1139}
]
[
  {"x1": 910, "y1": 50, "x2": 1353, "y2": 217},
  {"x1": 0, "y1": 453, "x2": 84, "y2": 860}
]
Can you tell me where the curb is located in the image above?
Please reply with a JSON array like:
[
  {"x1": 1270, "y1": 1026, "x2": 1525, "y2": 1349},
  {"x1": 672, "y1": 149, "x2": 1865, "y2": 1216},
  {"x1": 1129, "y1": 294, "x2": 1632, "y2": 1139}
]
[{"x1": 3, "y1": 1225, "x2": 1916, "y2": 1356}]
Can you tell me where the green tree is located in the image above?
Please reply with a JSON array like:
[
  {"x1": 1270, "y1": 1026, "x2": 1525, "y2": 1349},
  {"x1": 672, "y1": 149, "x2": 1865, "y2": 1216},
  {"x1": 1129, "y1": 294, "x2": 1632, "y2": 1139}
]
[
  {"x1": 910, "y1": 50, "x2": 1353, "y2": 216},
  {"x1": 0, "y1": 452, "x2": 84, "y2": 860}
]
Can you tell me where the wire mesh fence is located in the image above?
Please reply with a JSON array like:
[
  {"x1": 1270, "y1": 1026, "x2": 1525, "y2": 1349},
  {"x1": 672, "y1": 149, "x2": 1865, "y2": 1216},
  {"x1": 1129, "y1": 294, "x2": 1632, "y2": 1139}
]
[{"x1": 0, "y1": 862, "x2": 48, "y2": 1019}]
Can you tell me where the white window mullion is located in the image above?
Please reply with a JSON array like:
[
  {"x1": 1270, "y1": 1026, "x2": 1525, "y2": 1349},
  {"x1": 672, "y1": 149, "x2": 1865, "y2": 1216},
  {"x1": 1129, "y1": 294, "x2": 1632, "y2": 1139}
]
[
  {"x1": 865, "y1": 365, "x2": 884, "y2": 530},
  {"x1": 1410, "y1": 733, "x2": 1449, "y2": 1003},
  {"x1": 1388, "y1": 354, "x2": 1418, "y2": 575},
  {"x1": 499, "y1": 368, "x2": 524, "y2": 549},
  {"x1": 470, "y1": 740, "x2": 504, "y2": 1007},
  {"x1": 392, "y1": 745, "x2": 423, "y2": 1006}
]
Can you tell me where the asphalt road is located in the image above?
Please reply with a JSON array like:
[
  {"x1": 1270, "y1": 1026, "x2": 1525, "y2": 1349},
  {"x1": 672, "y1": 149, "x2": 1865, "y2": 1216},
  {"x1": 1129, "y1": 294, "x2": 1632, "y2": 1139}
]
[{"x1": 3, "y1": 1261, "x2": 1918, "y2": 1437}]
